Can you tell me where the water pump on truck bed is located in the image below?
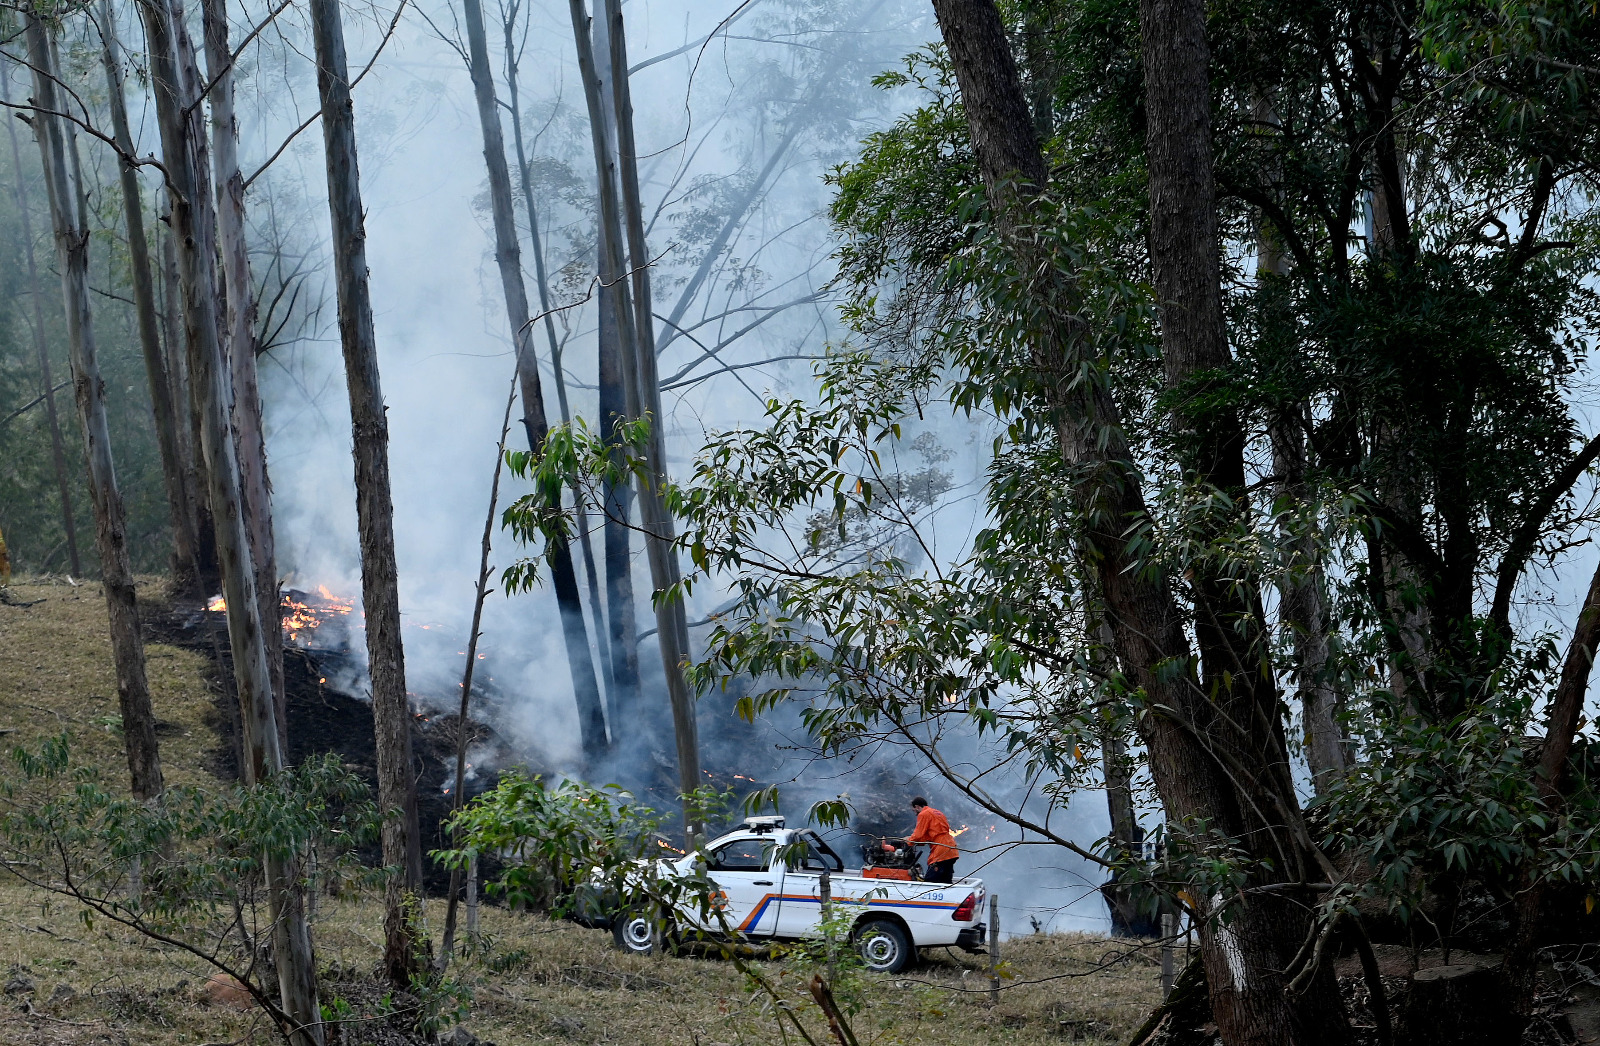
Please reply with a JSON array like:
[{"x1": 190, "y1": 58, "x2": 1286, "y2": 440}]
[{"x1": 860, "y1": 837, "x2": 919, "y2": 880}]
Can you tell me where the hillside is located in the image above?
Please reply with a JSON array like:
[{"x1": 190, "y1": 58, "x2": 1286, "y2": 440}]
[{"x1": 0, "y1": 577, "x2": 1165, "y2": 1046}]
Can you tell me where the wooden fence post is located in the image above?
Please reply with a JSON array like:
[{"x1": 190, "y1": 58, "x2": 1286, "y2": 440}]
[
  {"x1": 465, "y1": 853, "x2": 479, "y2": 946},
  {"x1": 988, "y1": 893, "x2": 1000, "y2": 1006},
  {"x1": 1160, "y1": 911, "x2": 1176, "y2": 998},
  {"x1": 820, "y1": 868, "x2": 834, "y2": 984}
]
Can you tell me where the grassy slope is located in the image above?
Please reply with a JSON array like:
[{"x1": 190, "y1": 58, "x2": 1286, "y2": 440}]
[{"x1": 0, "y1": 577, "x2": 1161, "y2": 1045}]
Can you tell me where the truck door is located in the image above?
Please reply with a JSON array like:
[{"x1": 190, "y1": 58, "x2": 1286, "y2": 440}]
[
  {"x1": 703, "y1": 836, "x2": 781, "y2": 937},
  {"x1": 775, "y1": 831, "x2": 846, "y2": 938}
]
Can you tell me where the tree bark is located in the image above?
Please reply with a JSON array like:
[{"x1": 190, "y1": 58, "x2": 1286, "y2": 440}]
[
  {"x1": 503, "y1": 20, "x2": 615, "y2": 705},
  {"x1": 1250, "y1": 112, "x2": 1344, "y2": 790},
  {"x1": 155, "y1": 191, "x2": 217, "y2": 593},
  {"x1": 598, "y1": 285, "x2": 645, "y2": 740},
  {"x1": 1, "y1": 59, "x2": 80, "y2": 578},
  {"x1": 461, "y1": 0, "x2": 609, "y2": 760},
  {"x1": 602, "y1": 0, "x2": 702, "y2": 840},
  {"x1": 1503, "y1": 555, "x2": 1600, "y2": 1020},
  {"x1": 306, "y1": 0, "x2": 423, "y2": 987},
  {"x1": 928, "y1": 3, "x2": 1349, "y2": 1043},
  {"x1": 135, "y1": 0, "x2": 321, "y2": 1037},
  {"x1": 24, "y1": 16, "x2": 163, "y2": 802},
  {"x1": 572, "y1": 0, "x2": 648, "y2": 753},
  {"x1": 96, "y1": 0, "x2": 201, "y2": 597},
  {"x1": 202, "y1": 0, "x2": 285, "y2": 745},
  {"x1": 159, "y1": 196, "x2": 221, "y2": 595}
]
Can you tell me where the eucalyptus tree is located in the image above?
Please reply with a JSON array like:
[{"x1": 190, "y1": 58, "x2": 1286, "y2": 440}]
[
  {"x1": 95, "y1": 0, "x2": 200, "y2": 596},
  {"x1": 203, "y1": 0, "x2": 285, "y2": 730},
  {"x1": 134, "y1": 0, "x2": 322, "y2": 1035},
  {"x1": 22, "y1": 11, "x2": 163, "y2": 803},
  {"x1": 0, "y1": 57, "x2": 80, "y2": 578},
  {"x1": 308, "y1": 0, "x2": 422, "y2": 990},
  {"x1": 455, "y1": 0, "x2": 611, "y2": 761}
]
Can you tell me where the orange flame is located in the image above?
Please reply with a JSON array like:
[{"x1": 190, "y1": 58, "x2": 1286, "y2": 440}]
[{"x1": 207, "y1": 586, "x2": 355, "y2": 647}]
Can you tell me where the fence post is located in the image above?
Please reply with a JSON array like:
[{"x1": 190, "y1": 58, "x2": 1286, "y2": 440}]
[
  {"x1": 305, "y1": 844, "x2": 317, "y2": 923},
  {"x1": 988, "y1": 893, "x2": 1000, "y2": 1007},
  {"x1": 465, "y1": 851, "x2": 479, "y2": 946},
  {"x1": 649, "y1": 857, "x2": 661, "y2": 954},
  {"x1": 1160, "y1": 911, "x2": 1176, "y2": 998},
  {"x1": 820, "y1": 867, "x2": 835, "y2": 984}
]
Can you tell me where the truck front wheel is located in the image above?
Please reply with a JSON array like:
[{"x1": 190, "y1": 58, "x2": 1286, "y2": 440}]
[
  {"x1": 611, "y1": 908, "x2": 677, "y2": 956},
  {"x1": 853, "y1": 917, "x2": 912, "y2": 973}
]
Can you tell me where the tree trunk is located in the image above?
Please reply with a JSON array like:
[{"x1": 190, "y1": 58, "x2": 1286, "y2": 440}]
[
  {"x1": 1503, "y1": 556, "x2": 1600, "y2": 1021},
  {"x1": 24, "y1": 16, "x2": 163, "y2": 802},
  {"x1": 1, "y1": 59, "x2": 80, "y2": 578},
  {"x1": 598, "y1": 286, "x2": 645, "y2": 740},
  {"x1": 1250, "y1": 112, "x2": 1344, "y2": 790},
  {"x1": 572, "y1": 0, "x2": 702, "y2": 837},
  {"x1": 502, "y1": 22, "x2": 615, "y2": 704},
  {"x1": 1140, "y1": 4, "x2": 1346, "y2": 1039},
  {"x1": 602, "y1": 0, "x2": 702, "y2": 840},
  {"x1": 571, "y1": 0, "x2": 647, "y2": 753},
  {"x1": 157, "y1": 195, "x2": 219, "y2": 594},
  {"x1": 96, "y1": 0, "x2": 201, "y2": 597},
  {"x1": 135, "y1": 0, "x2": 322, "y2": 1037},
  {"x1": 461, "y1": 0, "x2": 609, "y2": 760},
  {"x1": 1404, "y1": 966, "x2": 1510, "y2": 1046},
  {"x1": 306, "y1": 0, "x2": 423, "y2": 987},
  {"x1": 1270, "y1": 410, "x2": 1344, "y2": 790},
  {"x1": 929, "y1": 3, "x2": 1349, "y2": 1043},
  {"x1": 202, "y1": 0, "x2": 285, "y2": 747}
]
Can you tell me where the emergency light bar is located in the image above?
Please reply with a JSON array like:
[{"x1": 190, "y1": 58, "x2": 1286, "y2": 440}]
[{"x1": 741, "y1": 815, "x2": 787, "y2": 833}]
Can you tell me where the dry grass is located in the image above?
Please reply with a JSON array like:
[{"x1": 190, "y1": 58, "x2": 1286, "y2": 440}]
[
  {"x1": 0, "y1": 577, "x2": 1162, "y2": 1045},
  {"x1": 0, "y1": 577, "x2": 218, "y2": 792}
]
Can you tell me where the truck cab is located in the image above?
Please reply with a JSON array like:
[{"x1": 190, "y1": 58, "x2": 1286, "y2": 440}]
[{"x1": 614, "y1": 816, "x2": 987, "y2": 973}]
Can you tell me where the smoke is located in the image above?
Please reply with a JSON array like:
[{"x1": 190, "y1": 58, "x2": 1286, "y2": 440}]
[{"x1": 190, "y1": 0, "x2": 1128, "y2": 933}]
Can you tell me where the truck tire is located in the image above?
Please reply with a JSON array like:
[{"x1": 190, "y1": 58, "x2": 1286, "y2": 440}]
[
  {"x1": 611, "y1": 908, "x2": 676, "y2": 956},
  {"x1": 853, "y1": 917, "x2": 913, "y2": 973}
]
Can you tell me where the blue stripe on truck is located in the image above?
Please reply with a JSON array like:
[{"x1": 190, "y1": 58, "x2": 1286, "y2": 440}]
[{"x1": 735, "y1": 893, "x2": 965, "y2": 932}]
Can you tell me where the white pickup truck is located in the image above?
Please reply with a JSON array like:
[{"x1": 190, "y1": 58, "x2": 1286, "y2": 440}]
[{"x1": 610, "y1": 816, "x2": 987, "y2": 973}]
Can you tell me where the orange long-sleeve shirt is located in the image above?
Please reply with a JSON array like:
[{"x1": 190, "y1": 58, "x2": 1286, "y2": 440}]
[{"x1": 908, "y1": 806, "x2": 958, "y2": 864}]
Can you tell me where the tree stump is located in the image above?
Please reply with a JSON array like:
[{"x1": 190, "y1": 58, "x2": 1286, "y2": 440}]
[{"x1": 1403, "y1": 964, "x2": 1512, "y2": 1046}]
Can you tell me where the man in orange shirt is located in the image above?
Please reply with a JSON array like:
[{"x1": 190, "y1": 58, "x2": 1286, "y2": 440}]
[{"x1": 904, "y1": 797, "x2": 958, "y2": 883}]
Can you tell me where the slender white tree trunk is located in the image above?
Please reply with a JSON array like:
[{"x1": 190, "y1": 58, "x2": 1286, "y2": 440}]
[
  {"x1": 201, "y1": 0, "x2": 285, "y2": 745},
  {"x1": 23, "y1": 15, "x2": 163, "y2": 802},
  {"x1": 570, "y1": 0, "x2": 701, "y2": 841},
  {"x1": 603, "y1": 0, "x2": 700, "y2": 841},
  {"x1": 96, "y1": 0, "x2": 201, "y2": 596},
  {"x1": 0, "y1": 58, "x2": 80, "y2": 577},
  {"x1": 461, "y1": 0, "x2": 609, "y2": 758},
  {"x1": 306, "y1": 0, "x2": 423, "y2": 988},
  {"x1": 134, "y1": 0, "x2": 321, "y2": 1038}
]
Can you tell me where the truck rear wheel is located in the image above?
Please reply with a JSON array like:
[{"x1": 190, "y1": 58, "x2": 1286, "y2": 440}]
[{"x1": 853, "y1": 917, "x2": 912, "y2": 973}]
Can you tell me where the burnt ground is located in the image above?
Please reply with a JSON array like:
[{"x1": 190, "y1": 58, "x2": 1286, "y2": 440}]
[{"x1": 144, "y1": 592, "x2": 520, "y2": 894}]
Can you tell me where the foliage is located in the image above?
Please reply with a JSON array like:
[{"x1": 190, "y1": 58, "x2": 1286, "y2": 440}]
[
  {"x1": 434, "y1": 771, "x2": 665, "y2": 917},
  {"x1": 0, "y1": 739, "x2": 377, "y2": 1040}
]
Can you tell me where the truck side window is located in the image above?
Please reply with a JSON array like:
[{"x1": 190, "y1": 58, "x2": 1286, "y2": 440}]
[
  {"x1": 796, "y1": 832, "x2": 844, "y2": 872},
  {"x1": 708, "y1": 839, "x2": 768, "y2": 872}
]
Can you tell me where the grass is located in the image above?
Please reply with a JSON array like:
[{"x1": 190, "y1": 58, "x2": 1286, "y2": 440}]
[{"x1": 0, "y1": 577, "x2": 1163, "y2": 1045}]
